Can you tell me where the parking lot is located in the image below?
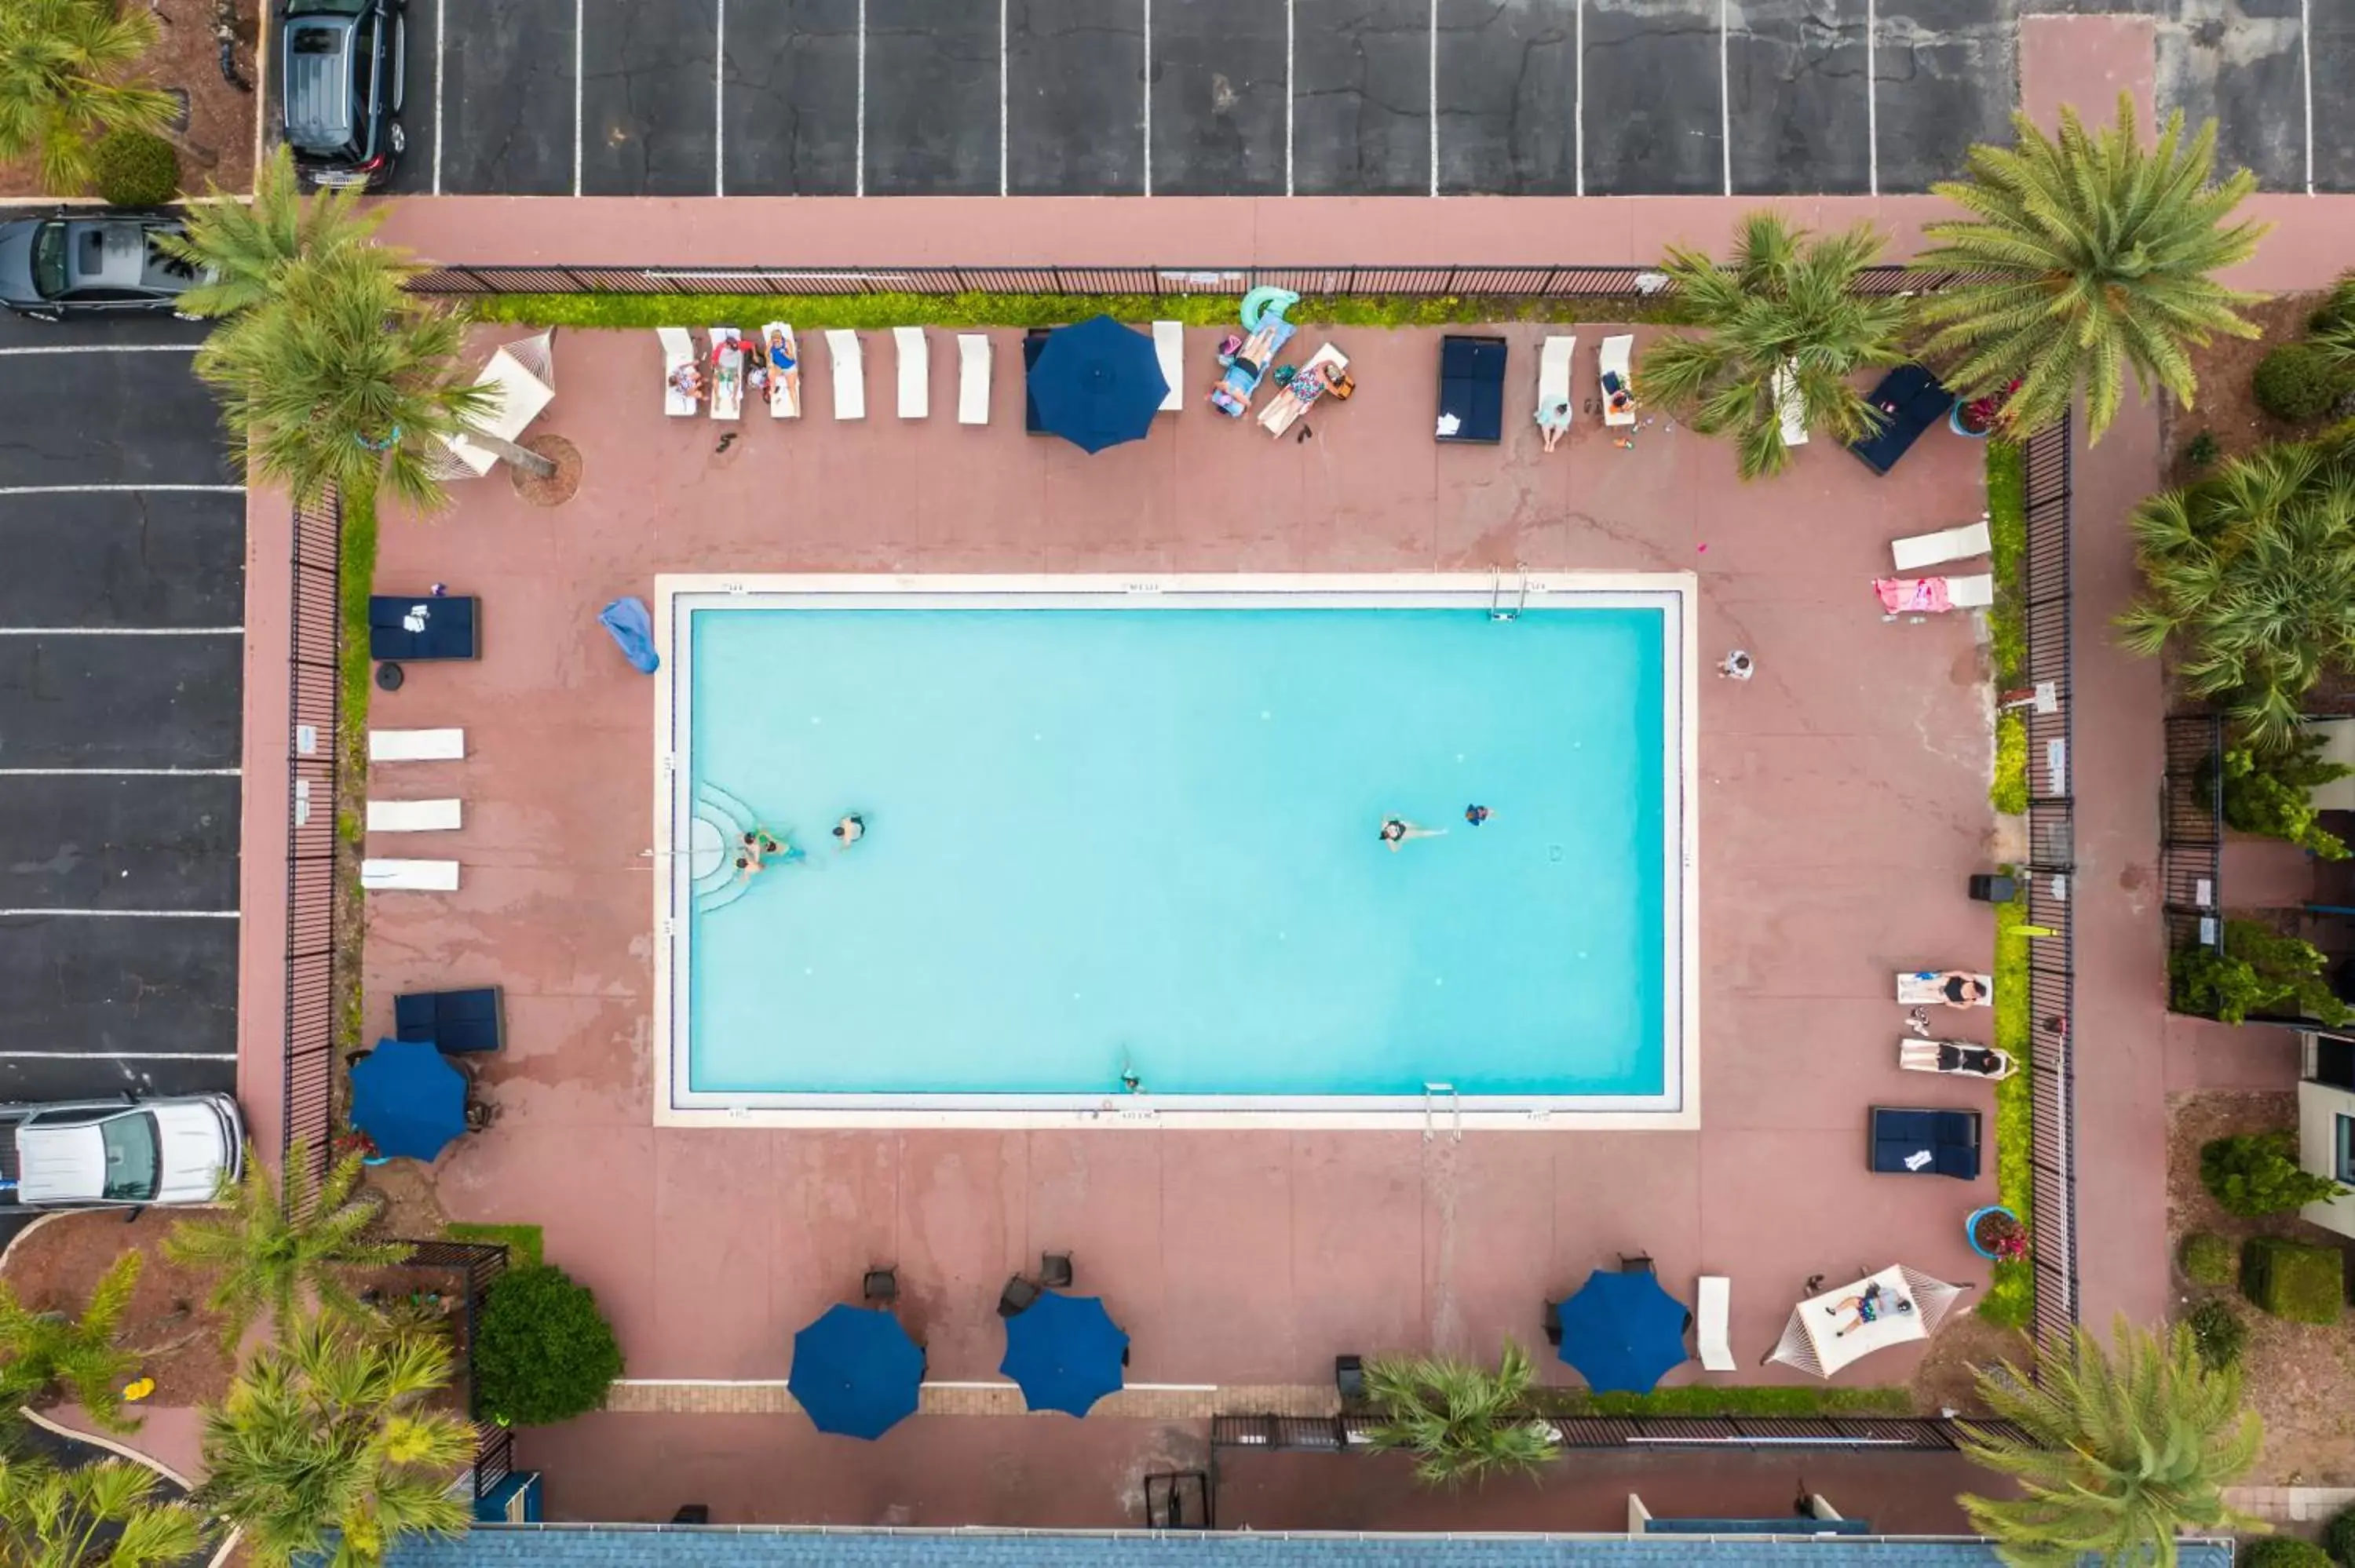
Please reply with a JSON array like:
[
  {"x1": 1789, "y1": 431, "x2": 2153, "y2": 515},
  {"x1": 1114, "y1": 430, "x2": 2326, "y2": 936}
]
[
  {"x1": 0, "y1": 303, "x2": 244, "y2": 1114},
  {"x1": 373, "y1": 0, "x2": 2350, "y2": 199}
]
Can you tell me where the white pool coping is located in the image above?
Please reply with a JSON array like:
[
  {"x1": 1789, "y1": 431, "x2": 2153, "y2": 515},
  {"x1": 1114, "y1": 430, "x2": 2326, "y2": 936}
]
[{"x1": 651, "y1": 573, "x2": 1698, "y2": 1131}]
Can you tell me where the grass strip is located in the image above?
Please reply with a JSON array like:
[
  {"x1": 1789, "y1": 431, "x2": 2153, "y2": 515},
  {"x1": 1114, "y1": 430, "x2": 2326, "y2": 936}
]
[
  {"x1": 334, "y1": 483, "x2": 378, "y2": 1056},
  {"x1": 458, "y1": 290, "x2": 1696, "y2": 333},
  {"x1": 445, "y1": 1223, "x2": 546, "y2": 1267},
  {"x1": 1528, "y1": 1385, "x2": 1913, "y2": 1418},
  {"x1": 1978, "y1": 892, "x2": 2036, "y2": 1329},
  {"x1": 1984, "y1": 439, "x2": 2027, "y2": 687}
]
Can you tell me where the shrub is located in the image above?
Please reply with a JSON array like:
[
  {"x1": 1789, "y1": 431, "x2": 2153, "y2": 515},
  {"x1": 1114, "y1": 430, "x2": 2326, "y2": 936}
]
[
  {"x1": 2185, "y1": 1298, "x2": 2247, "y2": 1370},
  {"x1": 2185, "y1": 429, "x2": 2222, "y2": 469},
  {"x1": 2323, "y1": 1501, "x2": 2355, "y2": 1566},
  {"x1": 2255, "y1": 344, "x2": 2345, "y2": 421},
  {"x1": 2180, "y1": 1231, "x2": 2236, "y2": 1285},
  {"x1": 2241, "y1": 1234, "x2": 2348, "y2": 1324},
  {"x1": 89, "y1": 128, "x2": 177, "y2": 207},
  {"x1": 2243, "y1": 1539, "x2": 2334, "y2": 1568},
  {"x1": 2214, "y1": 735, "x2": 2355, "y2": 858},
  {"x1": 2311, "y1": 273, "x2": 2355, "y2": 337},
  {"x1": 2171, "y1": 919, "x2": 2353, "y2": 1026},
  {"x1": 2203, "y1": 1132, "x2": 2351, "y2": 1216},
  {"x1": 473, "y1": 1264, "x2": 623, "y2": 1425},
  {"x1": 1991, "y1": 711, "x2": 2028, "y2": 815}
]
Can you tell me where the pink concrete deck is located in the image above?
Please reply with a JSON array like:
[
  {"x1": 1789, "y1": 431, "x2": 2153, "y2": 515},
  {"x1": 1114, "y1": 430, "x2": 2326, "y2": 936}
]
[{"x1": 360, "y1": 320, "x2": 2006, "y2": 1395}]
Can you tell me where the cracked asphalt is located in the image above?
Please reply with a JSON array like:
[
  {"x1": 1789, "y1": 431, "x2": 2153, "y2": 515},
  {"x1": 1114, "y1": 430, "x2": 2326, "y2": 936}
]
[{"x1": 389, "y1": 0, "x2": 2340, "y2": 196}]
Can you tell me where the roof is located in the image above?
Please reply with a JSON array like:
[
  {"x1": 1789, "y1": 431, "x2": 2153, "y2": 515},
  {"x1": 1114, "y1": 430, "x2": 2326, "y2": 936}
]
[{"x1": 379, "y1": 1526, "x2": 2237, "y2": 1566}]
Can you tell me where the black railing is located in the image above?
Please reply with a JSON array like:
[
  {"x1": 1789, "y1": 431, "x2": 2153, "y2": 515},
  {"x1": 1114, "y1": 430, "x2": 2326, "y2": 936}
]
[
  {"x1": 393, "y1": 1239, "x2": 514, "y2": 1501},
  {"x1": 1211, "y1": 1414, "x2": 2026, "y2": 1452},
  {"x1": 2017, "y1": 418, "x2": 2079, "y2": 1343},
  {"x1": 2161, "y1": 714, "x2": 2226, "y2": 955},
  {"x1": 285, "y1": 489, "x2": 342, "y2": 1188},
  {"x1": 407, "y1": 261, "x2": 2008, "y2": 301}
]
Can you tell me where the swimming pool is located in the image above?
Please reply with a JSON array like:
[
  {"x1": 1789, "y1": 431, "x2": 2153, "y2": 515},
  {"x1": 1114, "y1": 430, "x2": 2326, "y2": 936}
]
[{"x1": 652, "y1": 575, "x2": 1695, "y2": 1129}]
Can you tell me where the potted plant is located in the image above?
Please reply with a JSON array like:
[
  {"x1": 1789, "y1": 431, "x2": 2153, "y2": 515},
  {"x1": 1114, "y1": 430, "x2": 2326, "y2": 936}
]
[
  {"x1": 1967, "y1": 1205, "x2": 2028, "y2": 1262},
  {"x1": 1950, "y1": 379, "x2": 2021, "y2": 438}
]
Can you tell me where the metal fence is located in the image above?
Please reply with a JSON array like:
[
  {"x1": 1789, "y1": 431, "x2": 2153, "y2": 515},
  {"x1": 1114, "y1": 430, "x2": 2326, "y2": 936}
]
[
  {"x1": 406, "y1": 261, "x2": 2006, "y2": 301},
  {"x1": 2017, "y1": 418, "x2": 2079, "y2": 1343},
  {"x1": 2160, "y1": 714, "x2": 2226, "y2": 956},
  {"x1": 284, "y1": 489, "x2": 343, "y2": 1189},
  {"x1": 1211, "y1": 1413, "x2": 2027, "y2": 1453},
  {"x1": 394, "y1": 1239, "x2": 517, "y2": 1502}
]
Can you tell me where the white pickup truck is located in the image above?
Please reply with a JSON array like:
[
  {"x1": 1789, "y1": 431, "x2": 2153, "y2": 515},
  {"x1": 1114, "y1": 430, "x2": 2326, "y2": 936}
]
[{"x1": 0, "y1": 1094, "x2": 243, "y2": 1210}]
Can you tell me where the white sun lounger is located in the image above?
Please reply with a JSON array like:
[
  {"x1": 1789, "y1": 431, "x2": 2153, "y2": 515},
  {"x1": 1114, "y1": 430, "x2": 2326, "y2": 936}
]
[
  {"x1": 708, "y1": 327, "x2": 744, "y2": 421},
  {"x1": 1773, "y1": 360, "x2": 1808, "y2": 447},
  {"x1": 361, "y1": 859, "x2": 460, "y2": 892},
  {"x1": 1695, "y1": 1276, "x2": 1736, "y2": 1372},
  {"x1": 827, "y1": 330, "x2": 865, "y2": 420},
  {"x1": 367, "y1": 799, "x2": 462, "y2": 833},
  {"x1": 1153, "y1": 320, "x2": 1184, "y2": 411},
  {"x1": 958, "y1": 334, "x2": 991, "y2": 425},
  {"x1": 894, "y1": 326, "x2": 929, "y2": 418},
  {"x1": 659, "y1": 327, "x2": 696, "y2": 417},
  {"x1": 1599, "y1": 334, "x2": 1637, "y2": 427},
  {"x1": 1890, "y1": 520, "x2": 1992, "y2": 572},
  {"x1": 1897, "y1": 970, "x2": 1992, "y2": 1006},
  {"x1": 1946, "y1": 574, "x2": 1995, "y2": 608},
  {"x1": 1536, "y1": 335, "x2": 1575, "y2": 434},
  {"x1": 760, "y1": 323, "x2": 801, "y2": 418},
  {"x1": 369, "y1": 729, "x2": 465, "y2": 763}
]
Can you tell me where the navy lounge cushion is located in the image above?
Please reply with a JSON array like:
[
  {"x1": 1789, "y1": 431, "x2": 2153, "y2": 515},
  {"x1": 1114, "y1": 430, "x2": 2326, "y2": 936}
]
[
  {"x1": 1846, "y1": 364, "x2": 1954, "y2": 476},
  {"x1": 394, "y1": 986, "x2": 502, "y2": 1054},
  {"x1": 1869, "y1": 1106, "x2": 1981, "y2": 1180},
  {"x1": 1437, "y1": 335, "x2": 1507, "y2": 444},
  {"x1": 368, "y1": 595, "x2": 479, "y2": 662},
  {"x1": 1023, "y1": 328, "x2": 1051, "y2": 434}
]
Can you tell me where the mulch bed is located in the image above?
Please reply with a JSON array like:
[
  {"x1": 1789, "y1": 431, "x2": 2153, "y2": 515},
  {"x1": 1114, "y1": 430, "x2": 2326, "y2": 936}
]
[
  {"x1": 2165, "y1": 292, "x2": 2337, "y2": 481},
  {"x1": 1, "y1": 1210, "x2": 234, "y2": 1409},
  {"x1": 510, "y1": 434, "x2": 582, "y2": 507},
  {"x1": 0, "y1": 0, "x2": 260, "y2": 199}
]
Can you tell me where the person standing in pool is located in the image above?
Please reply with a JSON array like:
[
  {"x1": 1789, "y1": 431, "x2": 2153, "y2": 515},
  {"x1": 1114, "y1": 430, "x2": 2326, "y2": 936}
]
[
  {"x1": 1380, "y1": 817, "x2": 1445, "y2": 851},
  {"x1": 1463, "y1": 804, "x2": 1493, "y2": 827},
  {"x1": 833, "y1": 813, "x2": 865, "y2": 848}
]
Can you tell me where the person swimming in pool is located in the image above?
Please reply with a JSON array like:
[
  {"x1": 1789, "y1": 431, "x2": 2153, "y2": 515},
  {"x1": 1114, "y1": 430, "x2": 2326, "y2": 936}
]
[
  {"x1": 833, "y1": 813, "x2": 865, "y2": 848},
  {"x1": 1379, "y1": 817, "x2": 1445, "y2": 851},
  {"x1": 1463, "y1": 804, "x2": 1492, "y2": 827}
]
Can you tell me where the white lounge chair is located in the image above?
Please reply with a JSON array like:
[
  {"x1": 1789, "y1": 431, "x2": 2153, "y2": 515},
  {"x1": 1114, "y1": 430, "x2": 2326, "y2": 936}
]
[
  {"x1": 894, "y1": 326, "x2": 929, "y2": 418},
  {"x1": 367, "y1": 799, "x2": 462, "y2": 833},
  {"x1": 1536, "y1": 335, "x2": 1575, "y2": 443},
  {"x1": 1153, "y1": 320, "x2": 1184, "y2": 411},
  {"x1": 361, "y1": 859, "x2": 461, "y2": 892},
  {"x1": 958, "y1": 334, "x2": 991, "y2": 425},
  {"x1": 827, "y1": 330, "x2": 865, "y2": 420},
  {"x1": 1259, "y1": 344, "x2": 1347, "y2": 438},
  {"x1": 708, "y1": 328, "x2": 744, "y2": 421},
  {"x1": 1696, "y1": 1276, "x2": 1736, "y2": 1372},
  {"x1": 1772, "y1": 360, "x2": 1808, "y2": 448},
  {"x1": 1875, "y1": 574, "x2": 1995, "y2": 616},
  {"x1": 760, "y1": 322, "x2": 801, "y2": 418},
  {"x1": 659, "y1": 327, "x2": 697, "y2": 417},
  {"x1": 369, "y1": 729, "x2": 465, "y2": 763},
  {"x1": 1890, "y1": 520, "x2": 1992, "y2": 572},
  {"x1": 1598, "y1": 334, "x2": 1637, "y2": 427}
]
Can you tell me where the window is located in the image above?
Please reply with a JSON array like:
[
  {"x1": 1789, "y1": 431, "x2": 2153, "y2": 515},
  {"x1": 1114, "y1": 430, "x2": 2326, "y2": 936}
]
[
  {"x1": 97, "y1": 1113, "x2": 159, "y2": 1202},
  {"x1": 28, "y1": 221, "x2": 65, "y2": 300},
  {"x1": 2338, "y1": 1114, "x2": 2355, "y2": 1187}
]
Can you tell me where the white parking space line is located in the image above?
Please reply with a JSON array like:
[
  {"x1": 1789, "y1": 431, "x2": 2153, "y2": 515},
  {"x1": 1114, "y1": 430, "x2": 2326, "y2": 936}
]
[
  {"x1": 714, "y1": 0, "x2": 727, "y2": 195},
  {"x1": 572, "y1": 0, "x2": 586, "y2": 197},
  {"x1": 1574, "y1": 0, "x2": 1583, "y2": 195},
  {"x1": 0, "y1": 909, "x2": 239, "y2": 919},
  {"x1": 1428, "y1": 0, "x2": 1439, "y2": 197},
  {"x1": 0, "y1": 1049, "x2": 236, "y2": 1059},
  {"x1": 0, "y1": 485, "x2": 243, "y2": 497},
  {"x1": 2303, "y1": 0, "x2": 2315, "y2": 193},
  {"x1": 0, "y1": 627, "x2": 243, "y2": 636},
  {"x1": 999, "y1": 0, "x2": 1009, "y2": 196},
  {"x1": 1718, "y1": 0, "x2": 1731, "y2": 195},
  {"x1": 1285, "y1": 0, "x2": 1294, "y2": 196},
  {"x1": 0, "y1": 768, "x2": 240, "y2": 777},
  {"x1": 433, "y1": 0, "x2": 446, "y2": 194},
  {"x1": 1866, "y1": 0, "x2": 1877, "y2": 195},
  {"x1": 1141, "y1": 0, "x2": 1152, "y2": 196},
  {"x1": 858, "y1": 0, "x2": 868, "y2": 196},
  {"x1": 0, "y1": 344, "x2": 199, "y2": 356}
]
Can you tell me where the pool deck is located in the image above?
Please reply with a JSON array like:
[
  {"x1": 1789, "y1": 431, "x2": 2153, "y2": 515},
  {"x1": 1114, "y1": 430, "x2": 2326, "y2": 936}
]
[{"x1": 345, "y1": 318, "x2": 2011, "y2": 1416}]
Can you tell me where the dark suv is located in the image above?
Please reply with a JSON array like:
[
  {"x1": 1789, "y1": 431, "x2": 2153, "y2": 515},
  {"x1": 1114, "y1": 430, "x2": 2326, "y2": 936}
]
[{"x1": 279, "y1": 0, "x2": 404, "y2": 188}]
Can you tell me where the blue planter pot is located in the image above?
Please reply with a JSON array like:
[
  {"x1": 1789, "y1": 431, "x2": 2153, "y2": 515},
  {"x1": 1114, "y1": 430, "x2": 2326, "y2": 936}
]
[
  {"x1": 1949, "y1": 401, "x2": 1992, "y2": 439},
  {"x1": 1966, "y1": 1204, "x2": 2020, "y2": 1260}
]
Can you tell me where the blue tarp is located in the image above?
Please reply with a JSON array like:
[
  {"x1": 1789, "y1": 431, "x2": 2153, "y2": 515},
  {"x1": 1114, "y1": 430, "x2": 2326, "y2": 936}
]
[
  {"x1": 598, "y1": 597, "x2": 659, "y2": 673},
  {"x1": 999, "y1": 1291, "x2": 1129, "y2": 1417},
  {"x1": 1026, "y1": 316, "x2": 1168, "y2": 454},
  {"x1": 349, "y1": 1037, "x2": 468, "y2": 1162},
  {"x1": 788, "y1": 1304, "x2": 924, "y2": 1440},
  {"x1": 1551, "y1": 1270, "x2": 1691, "y2": 1395}
]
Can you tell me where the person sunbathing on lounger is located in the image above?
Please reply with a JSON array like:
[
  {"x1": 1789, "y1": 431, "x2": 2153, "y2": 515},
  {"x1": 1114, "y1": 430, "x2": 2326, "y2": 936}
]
[
  {"x1": 767, "y1": 328, "x2": 801, "y2": 403},
  {"x1": 669, "y1": 362, "x2": 706, "y2": 403},
  {"x1": 1535, "y1": 397, "x2": 1572, "y2": 453},
  {"x1": 1930, "y1": 972, "x2": 1987, "y2": 1007}
]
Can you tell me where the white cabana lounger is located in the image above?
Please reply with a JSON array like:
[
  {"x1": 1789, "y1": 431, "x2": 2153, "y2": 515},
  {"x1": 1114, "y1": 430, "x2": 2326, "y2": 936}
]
[
  {"x1": 827, "y1": 330, "x2": 865, "y2": 420},
  {"x1": 1536, "y1": 335, "x2": 1575, "y2": 435},
  {"x1": 367, "y1": 799, "x2": 462, "y2": 833},
  {"x1": 361, "y1": 859, "x2": 460, "y2": 892},
  {"x1": 894, "y1": 326, "x2": 929, "y2": 418},
  {"x1": 1773, "y1": 360, "x2": 1808, "y2": 447},
  {"x1": 760, "y1": 323, "x2": 801, "y2": 418},
  {"x1": 708, "y1": 327, "x2": 744, "y2": 421},
  {"x1": 1890, "y1": 520, "x2": 1992, "y2": 571},
  {"x1": 958, "y1": 334, "x2": 991, "y2": 425},
  {"x1": 1598, "y1": 334, "x2": 1637, "y2": 426},
  {"x1": 369, "y1": 729, "x2": 465, "y2": 763},
  {"x1": 659, "y1": 327, "x2": 697, "y2": 416},
  {"x1": 1695, "y1": 1276, "x2": 1736, "y2": 1372},
  {"x1": 1153, "y1": 320, "x2": 1184, "y2": 411}
]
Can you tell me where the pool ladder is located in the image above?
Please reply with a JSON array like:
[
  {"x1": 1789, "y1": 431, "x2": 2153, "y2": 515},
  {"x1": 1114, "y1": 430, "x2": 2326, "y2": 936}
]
[
  {"x1": 1423, "y1": 1081, "x2": 1462, "y2": 1143},
  {"x1": 1489, "y1": 563, "x2": 1531, "y2": 622}
]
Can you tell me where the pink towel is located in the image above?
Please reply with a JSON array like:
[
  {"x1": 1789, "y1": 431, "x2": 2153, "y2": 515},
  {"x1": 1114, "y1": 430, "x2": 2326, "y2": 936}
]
[{"x1": 1875, "y1": 576, "x2": 1952, "y2": 614}]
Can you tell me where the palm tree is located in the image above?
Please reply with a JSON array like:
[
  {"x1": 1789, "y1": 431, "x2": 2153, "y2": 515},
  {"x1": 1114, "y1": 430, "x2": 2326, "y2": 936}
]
[
  {"x1": 1638, "y1": 213, "x2": 1910, "y2": 480},
  {"x1": 159, "y1": 145, "x2": 390, "y2": 321},
  {"x1": 195, "y1": 1312, "x2": 473, "y2": 1568},
  {"x1": 0, "y1": 1251, "x2": 142, "y2": 1433},
  {"x1": 192, "y1": 248, "x2": 498, "y2": 512},
  {"x1": 162, "y1": 1139, "x2": 410, "y2": 1350},
  {"x1": 0, "y1": 1449, "x2": 205, "y2": 1568},
  {"x1": 1911, "y1": 93, "x2": 2269, "y2": 443},
  {"x1": 1959, "y1": 1318, "x2": 2262, "y2": 1566},
  {"x1": 0, "y1": 0, "x2": 177, "y2": 194},
  {"x1": 2115, "y1": 440, "x2": 2355, "y2": 751},
  {"x1": 1361, "y1": 1339, "x2": 1559, "y2": 1489}
]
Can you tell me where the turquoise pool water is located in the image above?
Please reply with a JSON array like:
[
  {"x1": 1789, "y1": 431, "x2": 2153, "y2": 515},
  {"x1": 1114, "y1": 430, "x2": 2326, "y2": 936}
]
[{"x1": 681, "y1": 598, "x2": 1674, "y2": 1104}]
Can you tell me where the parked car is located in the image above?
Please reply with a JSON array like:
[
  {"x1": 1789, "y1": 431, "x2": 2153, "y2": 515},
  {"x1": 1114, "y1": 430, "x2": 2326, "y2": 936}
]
[
  {"x1": 0, "y1": 1093, "x2": 243, "y2": 1209},
  {"x1": 0, "y1": 212, "x2": 205, "y2": 320},
  {"x1": 281, "y1": 0, "x2": 405, "y2": 189}
]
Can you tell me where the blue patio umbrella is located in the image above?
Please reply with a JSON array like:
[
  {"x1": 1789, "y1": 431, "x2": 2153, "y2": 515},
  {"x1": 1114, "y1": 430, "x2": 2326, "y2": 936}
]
[
  {"x1": 348, "y1": 1037, "x2": 468, "y2": 1162},
  {"x1": 1551, "y1": 1269, "x2": 1691, "y2": 1395},
  {"x1": 999, "y1": 1290, "x2": 1129, "y2": 1417},
  {"x1": 1027, "y1": 315, "x2": 1169, "y2": 454},
  {"x1": 790, "y1": 1304, "x2": 925, "y2": 1440}
]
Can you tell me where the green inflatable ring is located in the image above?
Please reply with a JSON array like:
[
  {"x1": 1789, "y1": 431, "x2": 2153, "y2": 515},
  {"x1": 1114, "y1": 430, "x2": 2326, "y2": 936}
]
[{"x1": 1240, "y1": 286, "x2": 1302, "y2": 331}]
